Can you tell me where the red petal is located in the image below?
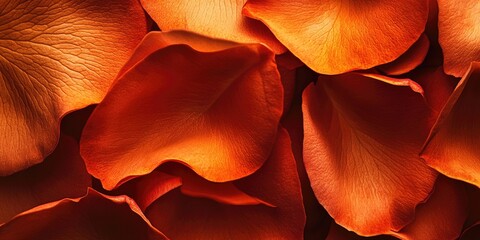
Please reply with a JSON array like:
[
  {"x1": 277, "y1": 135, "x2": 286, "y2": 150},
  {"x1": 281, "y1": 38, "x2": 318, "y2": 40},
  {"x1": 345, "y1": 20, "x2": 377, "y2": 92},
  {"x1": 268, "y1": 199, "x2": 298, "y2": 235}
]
[
  {"x1": 438, "y1": 0, "x2": 480, "y2": 77},
  {"x1": 146, "y1": 128, "x2": 305, "y2": 239},
  {"x1": 0, "y1": 0, "x2": 147, "y2": 175},
  {"x1": 244, "y1": 0, "x2": 428, "y2": 74},
  {"x1": 140, "y1": 0, "x2": 285, "y2": 53},
  {"x1": 421, "y1": 62, "x2": 480, "y2": 187},
  {"x1": 303, "y1": 73, "x2": 437, "y2": 235},
  {"x1": 0, "y1": 189, "x2": 167, "y2": 239},
  {"x1": 80, "y1": 32, "x2": 283, "y2": 190},
  {"x1": 0, "y1": 135, "x2": 91, "y2": 223}
]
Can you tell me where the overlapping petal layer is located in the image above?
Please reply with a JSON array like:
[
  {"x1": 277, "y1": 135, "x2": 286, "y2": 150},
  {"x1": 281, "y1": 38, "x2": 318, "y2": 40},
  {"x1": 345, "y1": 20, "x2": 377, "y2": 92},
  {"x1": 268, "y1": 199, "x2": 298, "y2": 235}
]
[
  {"x1": 421, "y1": 62, "x2": 480, "y2": 187},
  {"x1": 0, "y1": 0, "x2": 147, "y2": 175},
  {"x1": 141, "y1": 0, "x2": 285, "y2": 53},
  {"x1": 0, "y1": 189, "x2": 167, "y2": 239},
  {"x1": 146, "y1": 129, "x2": 305, "y2": 240},
  {"x1": 0, "y1": 135, "x2": 90, "y2": 223},
  {"x1": 81, "y1": 32, "x2": 283, "y2": 190},
  {"x1": 303, "y1": 73, "x2": 437, "y2": 235},
  {"x1": 438, "y1": 0, "x2": 480, "y2": 77},
  {"x1": 244, "y1": 0, "x2": 428, "y2": 74}
]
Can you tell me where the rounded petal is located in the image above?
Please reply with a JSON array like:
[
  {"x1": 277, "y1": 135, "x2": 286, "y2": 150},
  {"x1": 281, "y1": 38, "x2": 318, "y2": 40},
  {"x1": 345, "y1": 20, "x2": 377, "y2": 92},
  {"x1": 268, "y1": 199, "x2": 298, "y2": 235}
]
[
  {"x1": 0, "y1": 0, "x2": 147, "y2": 175},
  {"x1": 0, "y1": 135, "x2": 91, "y2": 223},
  {"x1": 147, "y1": 129, "x2": 305, "y2": 240},
  {"x1": 140, "y1": 0, "x2": 285, "y2": 53},
  {"x1": 421, "y1": 62, "x2": 480, "y2": 187},
  {"x1": 302, "y1": 73, "x2": 437, "y2": 235},
  {"x1": 80, "y1": 32, "x2": 283, "y2": 190},
  {"x1": 438, "y1": 0, "x2": 480, "y2": 77},
  {"x1": 378, "y1": 34, "x2": 430, "y2": 76},
  {"x1": 244, "y1": 0, "x2": 428, "y2": 74},
  {"x1": 0, "y1": 189, "x2": 167, "y2": 239}
]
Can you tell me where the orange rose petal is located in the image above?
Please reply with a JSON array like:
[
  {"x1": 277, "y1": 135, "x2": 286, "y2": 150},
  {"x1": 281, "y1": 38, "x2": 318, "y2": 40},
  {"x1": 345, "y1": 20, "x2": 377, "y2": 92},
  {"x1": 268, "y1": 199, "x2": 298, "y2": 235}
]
[
  {"x1": 0, "y1": 0, "x2": 147, "y2": 175},
  {"x1": 80, "y1": 32, "x2": 283, "y2": 190},
  {"x1": 0, "y1": 135, "x2": 91, "y2": 223},
  {"x1": 359, "y1": 73, "x2": 425, "y2": 96},
  {"x1": 243, "y1": 0, "x2": 428, "y2": 74},
  {"x1": 303, "y1": 73, "x2": 437, "y2": 236},
  {"x1": 438, "y1": 0, "x2": 480, "y2": 77},
  {"x1": 0, "y1": 189, "x2": 167, "y2": 239},
  {"x1": 394, "y1": 177, "x2": 467, "y2": 240},
  {"x1": 147, "y1": 129, "x2": 305, "y2": 240},
  {"x1": 378, "y1": 34, "x2": 430, "y2": 76},
  {"x1": 421, "y1": 62, "x2": 480, "y2": 187},
  {"x1": 140, "y1": 0, "x2": 285, "y2": 53}
]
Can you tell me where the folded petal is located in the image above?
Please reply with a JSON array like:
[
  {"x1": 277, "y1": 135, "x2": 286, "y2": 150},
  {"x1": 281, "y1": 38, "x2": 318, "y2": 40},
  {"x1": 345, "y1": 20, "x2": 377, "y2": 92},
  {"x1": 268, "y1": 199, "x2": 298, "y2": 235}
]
[
  {"x1": 244, "y1": 0, "x2": 428, "y2": 74},
  {"x1": 147, "y1": 128, "x2": 305, "y2": 240},
  {"x1": 0, "y1": 0, "x2": 147, "y2": 175},
  {"x1": 378, "y1": 34, "x2": 430, "y2": 76},
  {"x1": 0, "y1": 189, "x2": 167, "y2": 239},
  {"x1": 303, "y1": 73, "x2": 437, "y2": 236},
  {"x1": 0, "y1": 135, "x2": 91, "y2": 223},
  {"x1": 394, "y1": 176, "x2": 467, "y2": 240},
  {"x1": 438, "y1": 0, "x2": 480, "y2": 77},
  {"x1": 140, "y1": 0, "x2": 285, "y2": 53},
  {"x1": 421, "y1": 62, "x2": 480, "y2": 187},
  {"x1": 81, "y1": 32, "x2": 283, "y2": 190}
]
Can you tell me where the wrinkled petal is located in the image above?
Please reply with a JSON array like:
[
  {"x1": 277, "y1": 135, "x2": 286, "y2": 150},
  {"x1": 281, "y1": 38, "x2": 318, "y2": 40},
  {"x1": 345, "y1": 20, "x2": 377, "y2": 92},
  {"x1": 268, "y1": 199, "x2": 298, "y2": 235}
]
[
  {"x1": 421, "y1": 62, "x2": 480, "y2": 187},
  {"x1": 0, "y1": 189, "x2": 167, "y2": 239},
  {"x1": 438, "y1": 0, "x2": 480, "y2": 77},
  {"x1": 0, "y1": 0, "x2": 147, "y2": 175},
  {"x1": 147, "y1": 128, "x2": 305, "y2": 240},
  {"x1": 0, "y1": 135, "x2": 91, "y2": 223},
  {"x1": 80, "y1": 32, "x2": 283, "y2": 190},
  {"x1": 378, "y1": 34, "x2": 430, "y2": 76},
  {"x1": 302, "y1": 73, "x2": 437, "y2": 236},
  {"x1": 140, "y1": 0, "x2": 285, "y2": 53},
  {"x1": 394, "y1": 176, "x2": 467, "y2": 240},
  {"x1": 243, "y1": 0, "x2": 428, "y2": 74}
]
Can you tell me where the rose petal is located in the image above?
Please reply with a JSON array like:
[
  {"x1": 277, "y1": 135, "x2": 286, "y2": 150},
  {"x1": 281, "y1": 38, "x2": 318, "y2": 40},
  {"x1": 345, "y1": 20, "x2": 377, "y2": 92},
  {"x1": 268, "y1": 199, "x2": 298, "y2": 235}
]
[
  {"x1": 0, "y1": 0, "x2": 147, "y2": 175},
  {"x1": 0, "y1": 189, "x2": 167, "y2": 239},
  {"x1": 147, "y1": 128, "x2": 305, "y2": 240},
  {"x1": 243, "y1": 0, "x2": 428, "y2": 74},
  {"x1": 80, "y1": 32, "x2": 283, "y2": 190},
  {"x1": 140, "y1": 0, "x2": 285, "y2": 53},
  {"x1": 394, "y1": 176, "x2": 467, "y2": 240},
  {"x1": 302, "y1": 73, "x2": 437, "y2": 235},
  {"x1": 0, "y1": 135, "x2": 91, "y2": 223},
  {"x1": 421, "y1": 62, "x2": 480, "y2": 187},
  {"x1": 378, "y1": 34, "x2": 430, "y2": 76},
  {"x1": 438, "y1": 0, "x2": 480, "y2": 77}
]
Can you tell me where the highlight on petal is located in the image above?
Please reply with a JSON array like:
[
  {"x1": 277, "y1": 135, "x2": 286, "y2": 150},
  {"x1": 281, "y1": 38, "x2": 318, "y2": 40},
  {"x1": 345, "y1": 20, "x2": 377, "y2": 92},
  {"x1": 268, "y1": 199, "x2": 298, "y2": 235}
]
[
  {"x1": 140, "y1": 0, "x2": 285, "y2": 53},
  {"x1": 302, "y1": 73, "x2": 437, "y2": 236},
  {"x1": 0, "y1": 189, "x2": 167, "y2": 239},
  {"x1": 80, "y1": 32, "x2": 283, "y2": 190},
  {"x1": 146, "y1": 128, "x2": 305, "y2": 240},
  {"x1": 0, "y1": 0, "x2": 147, "y2": 175},
  {"x1": 421, "y1": 62, "x2": 480, "y2": 187},
  {"x1": 438, "y1": 0, "x2": 480, "y2": 77},
  {"x1": 0, "y1": 135, "x2": 91, "y2": 223},
  {"x1": 243, "y1": 0, "x2": 429, "y2": 74},
  {"x1": 393, "y1": 176, "x2": 467, "y2": 240},
  {"x1": 378, "y1": 34, "x2": 430, "y2": 76}
]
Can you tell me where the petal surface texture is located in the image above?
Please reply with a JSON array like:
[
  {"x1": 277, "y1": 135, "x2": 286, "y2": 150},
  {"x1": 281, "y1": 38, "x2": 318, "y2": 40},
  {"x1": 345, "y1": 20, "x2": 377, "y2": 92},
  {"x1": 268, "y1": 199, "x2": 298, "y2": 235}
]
[
  {"x1": 147, "y1": 129, "x2": 305, "y2": 240},
  {"x1": 0, "y1": 0, "x2": 147, "y2": 175},
  {"x1": 140, "y1": 0, "x2": 285, "y2": 53},
  {"x1": 438, "y1": 0, "x2": 480, "y2": 77},
  {"x1": 0, "y1": 189, "x2": 167, "y2": 239},
  {"x1": 244, "y1": 0, "x2": 428, "y2": 74},
  {"x1": 302, "y1": 73, "x2": 437, "y2": 235},
  {"x1": 421, "y1": 62, "x2": 480, "y2": 187},
  {"x1": 81, "y1": 32, "x2": 283, "y2": 190}
]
